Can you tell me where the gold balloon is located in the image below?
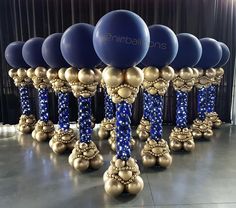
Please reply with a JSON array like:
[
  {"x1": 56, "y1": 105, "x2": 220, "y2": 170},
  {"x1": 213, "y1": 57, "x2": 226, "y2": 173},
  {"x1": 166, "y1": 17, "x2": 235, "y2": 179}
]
[
  {"x1": 35, "y1": 131, "x2": 47, "y2": 142},
  {"x1": 58, "y1": 68, "x2": 67, "y2": 80},
  {"x1": 126, "y1": 176, "x2": 144, "y2": 194},
  {"x1": 115, "y1": 159, "x2": 125, "y2": 168},
  {"x1": 125, "y1": 67, "x2": 143, "y2": 87},
  {"x1": 203, "y1": 129, "x2": 213, "y2": 139},
  {"x1": 19, "y1": 125, "x2": 31, "y2": 134},
  {"x1": 67, "y1": 140, "x2": 76, "y2": 150},
  {"x1": 103, "y1": 171, "x2": 110, "y2": 182},
  {"x1": 26, "y1": 68, "x2": 35, "y2": 78},
  {"x1": 104, "y1": 178, "x2": 124, "y2": 197},
  {"x1": 142, "y1": 154, "x2": 156, "y2": 167},
  {"x1": 214, "y1": 120, "x2": 222, "y2": 128},
  {"x1": 179, "y1": 67, "x2": 193, "y2": 80},
  {"x1": 65, "y1": 67, "x2": 78, "y2": 83},
  {"x1": 78, "y1": 68, "x2": 95, "y2": 84},
  {"x1": 154, "y1": 80, "x2": 166, "y2": 89},
  {"x1": 118, "y1": 170, "x2": 133, "y2": 181},
  {"x1": 158, "y1": 154, "x2": 172, "y2": 168},
  {"x1": 68, "y1": 153, "x2": 76, "y2": 166},
  {"x1": 32, "y1": 130, "x2": 36, "y2": 139},
  {"x1": 73, "y1": 158, "x2": 89, "y2": 171},
  {"x1": 160, "y1": 66, "x2": 175, "y2": 81},
  {"x1": 118, "y1": 87, "x2": 132, "y2": 98},
  {"x1": 111, "y1": 142, "x2": 116, "y2": 151},
  {"x1": 183, "y1": 141, "x2": 195, "y2": 152},
  {"x1": 192, "y1": 130, "x2": 202, "y2": 139},
  {"x1": 90, "y1": 154, "x2": 104, "y2": 169},
  {"x1": 143, "y1": 67, "x2": 159, "y2": 82},
  {"x1": 139, "y1": 131, "x2": 149, "y2": 141},
  {"x1": 192, "y1": 68, "x2": 199, "y2": 79},
  {"x1": 46, "y1": 68, "x2": 58, "y2": 80},
  {"x1": 169, "y1": 140, "x2": 182, "y2": 151},
  {"x1": 198, "y1": 69, "x2": 204, "y2": 76},
  {"x1": 35, "y1": 67, "x2": 47, "y2": 78},
  {"x1": 49, "y1": 138, "x2": 54, "y2": 148},
  {"x1": 215, "y1": 67, "x2": 224, "y2": 76},
  {"x1": 126, "y1": 157, "x2": 136, "y2": 167},
  {"x1": 98, "y1": 127, "x2": 109, "y2": 140},
  {"x1": 52, "y1": 142, "x2": 67, "y2": 154},
  {"x1": 8, "y1": 68, "x2": 18, "y2": 78},
  {"x1": 94, "y1": 68, "x2": 102, "y2": 82},
  {"x1": 17, "y1": 68, "x2": 27, "y2": 78},
  {"x1": 205, "y1": 68, "x2": 216, "y2": 78},
  {"x1": 102, "y1": 66, "x2": 124, "y2": 87}
]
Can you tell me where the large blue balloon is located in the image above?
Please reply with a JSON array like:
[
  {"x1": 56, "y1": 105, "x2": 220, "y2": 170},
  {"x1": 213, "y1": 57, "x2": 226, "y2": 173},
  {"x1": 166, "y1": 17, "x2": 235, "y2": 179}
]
[
  {"x1": 142, "y1": 25, "x2": 178, "y2": 68},
  {"x1": 61, "y1": 23, "x2": 100, "y2": 68},
  {"x1": 214, "y1": 42, "x2": 230, "y2": 67},
  {"x1": 42, "y1": 33, "x2": 69, "y2": 68},
  {"x1": 5, "y1": 41, "x2": 29, "y2": 68},
  {"x1": 195, "y1": 38, "x2": 222, "y2": 69},
  {"x1": 22, "y1": 37, "x2": 48, "y2": 68},
  {"x1": 93, "y1": 10, "x2": 150, "y2": 69},
  {"x1": 170, "y1": 33, "x2": 202, "y2": 69}
]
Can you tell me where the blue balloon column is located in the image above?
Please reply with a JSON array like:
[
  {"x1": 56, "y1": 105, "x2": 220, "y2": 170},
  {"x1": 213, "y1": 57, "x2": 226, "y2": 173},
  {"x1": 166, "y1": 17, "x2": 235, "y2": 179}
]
[
  {"x1": 22, "y1": 37, "x2": 55, "y2": 142},
  {"x1": 42, "y1": 33, "x2": 76, "y2": 154},
  {"x1": 205, "y1": 42, "x2": 230, "y2": 128},
  {"x1": 169, "y1": 33, "x2": 202, "y2": 152},
  {"x1": 61, "y1": 23, "x2": 104, "y2": 172},
  {"x1": 93, "y1": 10, "x2": 149, "y2": 196},
  {"x1": 5, "y1": 42, "x2": 36, "y2": 134},
  {"x1": 192, "y1": 38, "x2": 222, "y2": 139},
  {"x1": 141, "y1": 25, "x2": 177, "y2": 168}
]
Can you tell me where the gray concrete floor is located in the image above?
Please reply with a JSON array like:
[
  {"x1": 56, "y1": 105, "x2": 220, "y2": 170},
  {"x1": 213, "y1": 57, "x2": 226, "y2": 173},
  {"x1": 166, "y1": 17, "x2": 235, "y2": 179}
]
[{"x1": 0, "y1": 124, "x2": 236, "y2": 208}]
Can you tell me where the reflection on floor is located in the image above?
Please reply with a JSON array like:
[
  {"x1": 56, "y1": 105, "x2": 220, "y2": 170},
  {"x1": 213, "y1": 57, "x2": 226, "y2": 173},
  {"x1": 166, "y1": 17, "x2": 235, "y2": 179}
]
[{"x1": 0, "y1": 124, "x2": 236, "y2": 208}]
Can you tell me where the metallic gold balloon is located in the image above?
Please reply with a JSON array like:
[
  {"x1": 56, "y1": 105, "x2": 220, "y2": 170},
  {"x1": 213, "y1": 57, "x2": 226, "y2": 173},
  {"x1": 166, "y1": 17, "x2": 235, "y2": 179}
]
[
  {"x1": 35, "y1": 131, "x2": 47, "y2": 142},
  {"x1": 139, "y1": 131, "x2": 149, "y2": 141},
  {"x1": 52, "y1": 142, "x2": 67, "y2": 154},
  {"x1": 126, "y1": 157, "x2": 136, "y2": 167},
  {"x1": 26, "y1": 68, "x2": 35, "y2": 79},
  {"x1": 90, "y1": 154, "x2": 104, "y2": 169},
  {"x1": 183, "y1": 141, "x2": 195, "y2": 152},
  {"x1": 118, "y1": 170, "x2": 133, "y2": 181},
  {"x1": 103, "y1": 171, "x2": 109, "y2": 182},
  {"x1": 32, "y1": 130, "x2": 36, "y2": 139},
  {"x1": 214, "y1": 120, "x2": 222, "y2": 128},
  {"x1": 126, "y1": 176, "x2": 144, "y2": 194},
  {"x1": 105, "y1": 178, "x2": 124, "y2": 196},
  {"x1": 58, "y1": 68, "x2": 67, "y2": 80},
  {"x1": 111, "y1": 142, "x2": 116, "y2": 151},
  {"x1": 115, "y1": 159, "x2": 125, "y2": 168},
  {"x1": 68, "y1": 153, "x2": 75, "y2": 166},
  {"x1": 49, "y1": 138, "x2": 54, "y2": 148},
  {"x1": 35, "y1": 67, "x2": 47, "y2": 78},
  {"x1": 154, "y1": 80, "x2": 166, "y2": 89},
  {"x1": 94, "y1": 68, "x2": 102, "y2": 82},
  {"x1": 118, "y1": 87, "x2": 132, "y2": 98},
  {"x1": 142, "y1": 154, "x2": 156, "y2": 167},
  {"x1": 125, "y1": 67, "x2": 144, "y2": 87},
  {"x1": 205, "y1": 68, "x2": 216, "y2": 78},
  {"x1": 65, "y1": 67, "x2": 78, "y2": 83},
  {"x1": 143, "y1": 67, "x2": 159, "y2": 82},
  {"x1": 46, "y1": 68, "x2": 58, "y2": 80},
  {"x1": 160, "y1": 66, "x2": 175, "y2": 81},
  {"x1": 170, "y1": 140, "x2": 182, "y2": 151},
  {"x1": 98, "y1": 127, "x2": 109, "y2": 140},
  {"x1": 78, "y1": 68, "x2": 95, "y2": 84},
  {"x1": 17, "y1": 68, "x2": 27, "y2": 78},
  {"x1": 215, "y1": 67, "x2": 224, "y2": 76},
  {"x1": 179, "y1": 67, "x2": 193, "y2": 80},
  {"x1": 192, "y1": 130, "x2": 202, "y2": 139},
  {"x1": 73, "y1": 158, "x2": 89, "y2": 171},
  {"x1": 102, "y1": 66, "x2": 124, "y2": 87},
  {"x1": 198, "y1": 69, "x2": 204, "y2": 76},
  {"x1": 8, "y1": 68, "x2": 18, "y2": 78},
  {"x1": 192, "y1": 68, "x2": 199, "y2": 79},
  {"x1": 203, "y1": 129, "x2": 213, "y2": 139},
  {"x1": 158, "y1": 154, "x2": 172, "y2": 168},
  {"x1": 67, "y1": 140, "x2": 76, "y2": 150}
]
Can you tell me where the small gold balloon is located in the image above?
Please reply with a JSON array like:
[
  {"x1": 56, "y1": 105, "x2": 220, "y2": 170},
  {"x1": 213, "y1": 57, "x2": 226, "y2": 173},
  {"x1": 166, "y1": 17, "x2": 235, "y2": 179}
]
[
  {"x1": 215, "y1": 67, "x2": 224, "y2": 76},
  {"x1": 102, "y1": 66, "x2": 124, "y2": 87},
  {"x1": 58, "y1": 68, "x2": 67, "y2": 80},
  {"x1": 198, "y1": 69, "x2": 204, "y2": 76},
  {"x1": 125, "y1": 67, "x2": 144, "y2": 87},
  {"x1": 26, "y1": 68, "x2": 35, "y2": 79},
  {"x1": 103, "y1": 171, "x2": 110, "y2": 183},
  {"x1": 19, "y1": 125, "x2": 31, "y2": 134},
  {"x1": 118, "y1": 87, "x2": 132, "y2": 98},
  {"x1": 94, "y1": 68, "x2": 102, "y2": 82},
  {"x1": 8, "y1": 68, "x2": 18, "y2": 78},
  {"x1": 158, "y1": 154, "x2": 172, "y2": 168},
  {"x1": 169, "y1": 140, "x2": 182, "y2": 151},
  {"x1": 111, "y1": 142, "x2": 116, "y2": 151},
  {"x1": 192, "y1": 68, "x2": 199, "y2": 79},
  {"x1": 49, "y1": 138, "x2": 54, "y2": 148},
  {"x1": 203, "y1": 129, "x2": 213, "y2": 139},
  {"x1": 68, "y1": 153, "x2": 76, "y2": 166},
  {"x1": 183, "y1": 140, "x2": 195, "y2": 152},
  {"x1": 214, "y1": 120, "x2": 222, "y2": 128},
  {"x1": 32, "y1": 130, "x2": 36, "y2": 139},
  {"x1": 46, "y1": 68, "x2": 58, "y2": 80},
  {"x1": 142, "y1": 154, "x2": 156, "y2": 167},
  {"x1": 73, "y1": 158, "x2": 89, "y2": 171},
  {"x1": 192, "y1": 130, "x2": 202, "y2": 139},
  {"x1": 67, "y1": 140, "x2": 76, "y2": 150},
  {"x1": 160, "y1": 66, "x2": 175, "y2": 81},
  {"x1": 105, "y1": 178, "x2": 124, "y2": 197},
  {"x1": 126, "y1": 157, "x2": 136, "y2": 167},
  {"x1": 90, "y1": 154, "x2": 104, "y2": 169},
  {"x1": 143, "y1": 66, "x2": 159, "y2": 82},
  {"x1": 65, "y1": 67, "x2": 78, "y2": 83},
  {"x1": 17, "y1": 68, "x2": 27, "y2": 78},
  {"x1": 118, "y1": 170, "x2": 133, "y2": 181},
  {"x1": 179, "y1": 67, "x2": 193, "y2": 80},
  {"x1": 35, "y1": 67, "x2": 47, "y2": 78},
  {"x1": 52, "y1": 142, "x2": 67, "y2": 154},
  {"x1": 78, "y1": 68, "x2": 95, "y2": 84},
  {"x1": 154, "y1": 80, "x2": 166, "y2": 90},
  {"x1": 205, "y1": 68, "x2": 216, "y2": 78},
  {"x1": 35, "y1": 131, "x2": 47, "y2": 142},
  {"x1": 98, "y1": 127, "x2": 109, "y2": 140},
  {"x1": 126, "y1": 176, "x2": 144, "y2": 194},
  {"x1": 115, "y1": 159, "x2": 125, "y2": 168}
]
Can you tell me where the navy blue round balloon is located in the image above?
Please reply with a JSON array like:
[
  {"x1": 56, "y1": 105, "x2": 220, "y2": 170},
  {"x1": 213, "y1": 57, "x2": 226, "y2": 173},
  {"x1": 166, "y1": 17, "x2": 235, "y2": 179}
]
[
  {"x1": 93, "y1": 10, "x2": 150, "y2": 69},
  {"x1": 5, "y1": 41, "x2": 29, "y2": 68},
  {"x1": 22, "y1": 37, "x2": 48, "y2": 68},
  {"x1": 42, "y1": 33, "x2": 69, "y2": 68},
  {"x1": 142, "y1": 25, "x2": 178, "y2": 68},
  {"x1": 60, "y1": 23, "x2": 100, "y2": 68},
  {"x1": 214, "y1": 42, "x2": 230, "y2": 67},
  {"x1": 170, "y1": 33, "x2": 202, "y2": 69},
  {"x1": 195, "y1": 38, "x2": 222, "y2": 69}
]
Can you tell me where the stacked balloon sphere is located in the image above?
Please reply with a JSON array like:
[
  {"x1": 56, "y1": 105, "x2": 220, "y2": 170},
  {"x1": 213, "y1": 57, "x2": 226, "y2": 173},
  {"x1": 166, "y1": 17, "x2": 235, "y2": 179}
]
[{"x1": 5, "y1": 9, "x2": 230, "y2": 197}]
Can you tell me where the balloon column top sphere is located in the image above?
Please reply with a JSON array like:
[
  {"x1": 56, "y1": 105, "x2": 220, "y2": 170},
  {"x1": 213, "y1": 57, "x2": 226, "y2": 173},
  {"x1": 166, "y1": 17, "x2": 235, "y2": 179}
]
[
  {"x1": 170, "y1": 33, "x2": 202, "y2": 69},
  {"x1": 60, "y1": 23, "x2": 100, "y2": 69},
  {"x1": 42, "y1": 33, "x2": 69, "y2": 69},
  {"x1": 195, "y1": 38, "x2": 222, "y2": 69},
  {"x1": 93, "y1": 10, "x2": 150, "y2": 68},
  {"x1": 142, "y1": 24, "x2": 178, "y2": 68},
  {"x1": 5, "y1": 41, "x2": 29, "y2": 68},
  {"x1": 215, "y1": 42, "x2": 230, "y2": 68},
  {"x1": 22, "y1": 37, "x2": 48, "y2": 68}
]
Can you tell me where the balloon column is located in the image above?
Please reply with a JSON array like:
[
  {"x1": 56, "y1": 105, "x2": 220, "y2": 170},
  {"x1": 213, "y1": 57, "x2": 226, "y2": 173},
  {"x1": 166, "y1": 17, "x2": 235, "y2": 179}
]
[
  {"x1": 169, "y1": 33, "x2": 202, "y2": 152},
  {"x1": 61, "y1": 23, "x2": 104, "y2": 172},
  {"x1": 192, "y1": 38, "x2": 222, "y2": 139},
  {"x1": 205, "y1": 42, "x2": 230, "y2": 128},
  {"x1": 42, "y1": 33, "x2": 77, "y2": 154},
  {"x1": 5, "y1": 42, "x2": 36, "y2": 133},
  {"x1": 141, "y1": 25, "x2": 177, "y2": 168},
  {"x1": 93, "y1": 10, "x2": 149, "y2": 196},
  {"x1": 22, "y1": 38, "x2": 55, "y2": 142}
]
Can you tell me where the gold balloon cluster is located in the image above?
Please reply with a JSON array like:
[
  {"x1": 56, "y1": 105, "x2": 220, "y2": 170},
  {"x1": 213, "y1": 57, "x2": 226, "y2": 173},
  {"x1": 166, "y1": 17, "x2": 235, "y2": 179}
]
[
  {"x1": 195, "y1": 68, "x2": 216, "y2": 89},
  {"x1": 98, "y1": 118, "x2": 116, "y2": 140},
  {"x1": 46, "y1": 68, "x2": 71, "y2": 92},
  {"x1": 213, "y1": 68, "x2": 224, "y2": 85},
  {"x1": 8, "y1": 68, "x2": 32, "y2": 86},
  {"x1": 103, "y1": 156, "x2": 143, "y2": 196},
  {"x1": 172, "y1": 68, "x2": 199, "y2": 92},
  {"x1": 68, "y1": 141, "x2": 104, "y2": 171},
  {"x1": 102, "y1": 66, "x2": 143, "y2": 103},
  {"x1": 65, "y1": 67, "x2": 102, "y2": 98},
  {"x1": 205, "y1": 112, "x2": 222, "y2": 129},
  {"x1": 191, "y1": 119, "x2": 213, "y2": 139},
  {"x1": 32, "y1": 120, "x2": 55, "y2": 142},
  {"x1": 49, "y1": 128, "x2": 77, "y2": 154},
  {"x1": 143, "y1": 66, "x2": 175, "y2": 96},
  {"x1": 17, "y1": 114, "x2": 36, "y2": 134},
  {"x1": 141, "y1": 138, "x2": 172, "y2": 168},
  {"x1": 136, "y1": 118, "x2": 150, "y2": 141},
  {"x1": 108, "y1": 129, "x2": 135, "y2": 151},
  {"x1": 169, "y1": 127, "x2": 195, "y2": 152}
]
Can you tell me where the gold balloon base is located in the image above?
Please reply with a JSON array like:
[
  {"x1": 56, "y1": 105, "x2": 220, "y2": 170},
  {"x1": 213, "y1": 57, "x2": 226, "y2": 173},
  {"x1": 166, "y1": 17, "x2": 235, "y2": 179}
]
[
  {"x1": 49, "y1": 128, "x2": 77, "y2": 154},
  {"x1": 68, "y1": 140, "x2": 104, "y2": 172},
  {"x1": 205, "y1": 112, "x2": 222, "y2": 129},
  {"x1": 136, "y1": 118, "x2": 150, "y2": 141},
  {"x1": 17, "y1": 114, "x2": 36, "y2": 134},
  {"x1": 141, "y1": 138, "x2": 172, "y2": 168},
  {"x1": 103, "y1": 156, "x2": 143, "y2": 197},
  {"x1": 108, "y1": 130, "x2": 135, "y2": 151},
  {"x1": 191, "y1": 119, "x2": 213, "y2": 140},
  {"x1": 32, "y1": 120, "x2": 55, "y2": 142},
  {"x1": 169, "y1": 127, "x2": 195, "y2": 152},
  {"x1": 98, "y1": 118, "x2": 115, "y2": 140}
]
